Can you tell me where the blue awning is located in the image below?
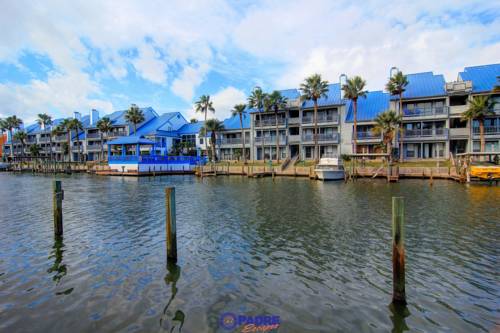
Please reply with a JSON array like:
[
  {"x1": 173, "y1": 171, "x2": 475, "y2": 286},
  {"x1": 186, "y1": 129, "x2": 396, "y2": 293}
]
[{"x1": 107, "y1": 136, "x2": 155, "y2": 145}]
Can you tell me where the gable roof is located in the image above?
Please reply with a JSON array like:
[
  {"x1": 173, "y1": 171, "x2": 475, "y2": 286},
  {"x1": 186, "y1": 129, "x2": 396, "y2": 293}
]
[
  {"x1": 392, "y1": 72, "x2": 446, "y2": 100},
  {"x1": 222, "y1": 112, "x2": 250, "y2": 130},
  {"x1": 177, "y1": 121, "x2": 204, "y2": 135},
  {"x1": 345, "y1": 91, "x2": 390, "y2": 122},
  {"x1": 459, "y1": 63, "x2": 500, "y2": 93},
  {"x1": 134, "y1": 112, "x2": 184, "y2": 137},
  {"x1": 302, "y1": 83, "x2": 344, "y2": 108}
]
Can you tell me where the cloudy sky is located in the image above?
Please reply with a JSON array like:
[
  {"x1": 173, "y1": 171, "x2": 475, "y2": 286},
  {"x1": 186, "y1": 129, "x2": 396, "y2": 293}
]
[{"x1": 1, "y1": 0, "x2": 499, "y2": 123}]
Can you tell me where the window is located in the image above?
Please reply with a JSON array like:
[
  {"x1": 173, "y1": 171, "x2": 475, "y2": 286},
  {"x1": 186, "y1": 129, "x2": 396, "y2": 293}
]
[{"x1": 199, "y1": 138, "x2": 204, "y2": 145}]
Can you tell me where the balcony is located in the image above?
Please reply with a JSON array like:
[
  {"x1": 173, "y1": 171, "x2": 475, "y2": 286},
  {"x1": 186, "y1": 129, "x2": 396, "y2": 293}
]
[
  {"x1": 445, "y1": 81, "x2": 472, "y2": 95},
  {"x1": 473, "y1": 126, "x2": 500, "y2": 136},
  {"x1": 86, "y1": 132, "x2": 101, "y2": 139},
  {"x1": 449, "y1": 104, "x2": 468, "y2": 115},
  {"x1": 218, "y1": 137, "x2": 248, "y2": 145},
  {"x1": 403, "y1": 107, "x2": 448, "y2": 118},
  {"x1": 302, "y1": 114, "x2": 339, "y2": 124},
  {"x1": 54, "y1": 135, "x2": 67, "y2": 142},
  {"x1": 72, "y1": 146, "x2": 84, "y2": 152},
  {"x1": 449, "y1": 127, "x2": 470, "y2": 137},
  {"x1": 39, "y1": 136, "x2": 51, "y2": 143},
  {"x1": 355, "y1": 131, "x2": 382, "y2": 141},
  {"x1": 403, "y1": 128, "x2": 449, "y2": 139},
  {"x1": 87, "y1": 144, "x2": 104, "y2": 152},
  {"x1": 288, "y1": 117, "x2": 301, "y2": 125},
  {"x1": 254, "y1": 136, "x2": 287, "y2": 144},
  {"x1": 108, "y1": 131, "x2": 127, "y2": 138},
  {"x1": 26, "y1": 137, "x2": 37, "y2": 144},
  {"x1": 302, "y1": 133, "x2": 339, "y2": 143},
  {"x1": 288, "y1": 134, "x2": 301, "y2": 143},
  {"x1": 254, "y1": 118, "x2": 286, "y2": 127}
]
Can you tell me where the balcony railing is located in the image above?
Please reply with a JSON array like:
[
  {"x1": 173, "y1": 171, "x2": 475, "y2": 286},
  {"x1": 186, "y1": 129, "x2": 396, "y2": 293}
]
[
  {"x1": 39, "y1": 137, "x2": 51, "y2": 143},
  {"x1": 302, "y1": 133, "x2": 339, "y2": 142},
  {"x1": 403, "y1": 128, "x2": 449, "y2": 138},
  {"x1": 445, "y1": 81, "x2": 472, "y2": 94},
  {"x1": 302, "y1": 114, "x2": 339, "y2": 124},
  {"x1": 254, "y1": 118, "x2": 286, "y2": 127},
  {"x1": 86, "y1": 132, "x2": 101, "y2": 139},
  {"x1": 108, "y1": 131, "x2": 127, "y2": 137},
  {"x1": 473, "y1": 126, "x2": 500, "y2": 135},
  {"x1": 254, "y1": 136, "x2": 287, "y2": 144},
  {"x1": 109, "y1": 155, "x2": 207, "y2": 165},
  {"x1": 54, "y1": 135, "x2": 67, "y2": 141},
  {"x1": 217, "y1": 138, "x2": 248, "y2": 145},
  {"x1": 403, "y1": 107, "x2": 448, "y2": 118},
  {"x1": 87, "y1": 145, "x2": 104, "y2": 151},
  {"x1": 355, "y1": 131, "x2": 382, "y2": 140}
]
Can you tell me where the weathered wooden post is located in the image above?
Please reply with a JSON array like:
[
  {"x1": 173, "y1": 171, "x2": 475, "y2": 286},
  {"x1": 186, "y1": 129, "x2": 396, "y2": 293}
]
[
  {"x1": 392, "y1": 196, "x2": 406, "y2": 304},
  {"x1": 165, "y1": 187, "x2": 177, "y2": 262},
  {"x1": 53, "y1": 180, "x2": 64, "y2": 236},
  {"x1": 429, "y1": 169, "x2": 433, "y2": 186}
]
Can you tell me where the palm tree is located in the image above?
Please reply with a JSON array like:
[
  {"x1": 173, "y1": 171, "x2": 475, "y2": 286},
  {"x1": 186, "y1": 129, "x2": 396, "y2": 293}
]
[
  {"x1": 124, "y1": 104, "x2": 145, "y2": 134},
  {"x1": 29, "y1": 144, "x2": 41, "y2": 157},
  {"x1": 69, "y1": 118, "x2": 84, "y2": 162},
  {"x1": 342, "y1": 76, "x2": 367, "y2": 155},
  {"x1": 37, "y1": 113, "x2": 53, "y2": 161},
  {"x1": 493, "y1": 76, "x2": 500, "y2": 93},
  {"x1": 462, "y1": 96, "x2": 496, "y2": 152},
  {"x1": 199, "y1": 119, "x2": 224, "y2": 162},
  {"x1": 248, "y1": 87, "x2": 268, "y2": 160},
  {"x1": 60, "y1": 118, "x2": 73, "y2": 162},
  {"x1": 5, "y1": 115, "x2": 23, "y2": 159},
  {"x1": 231, "y1": 104, "x2": 247, "y2": 164},
  {"x1": 194, "y1": 95, "x2": 215, "y2": 154},
  {"x1": 386, "y1": 71, "x2": 409, "y2": 161},
  {"x1": 372, "y1": 110, "x2": 402, "y2": 163},
  {"x1": 51, "y1": 125, "x2": 65, "y2": 162},
  {"x1": 267, "y1": 90, "x2": 288, "y2": 162},
  {"x1": 300, "y1": 74, "x2": 329, "y2": 162},
  {"x1": 13, "y1": 130, "x2": 27, "y2": 158},
  {"x1": 96, "y1": 117, "x2": 112, "y2": 161}
]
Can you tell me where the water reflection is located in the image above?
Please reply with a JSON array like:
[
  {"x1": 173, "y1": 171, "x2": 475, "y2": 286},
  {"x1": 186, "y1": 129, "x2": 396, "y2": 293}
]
[
  {"x1": 160, "y1": 261, "x2": 184, "y2": 332},
  {"x1": 47, "y1": 235, "x2": 66, "y2": 284},
  {"x1": 389, "y1": 302, "x2": 410, "y2": 333}
]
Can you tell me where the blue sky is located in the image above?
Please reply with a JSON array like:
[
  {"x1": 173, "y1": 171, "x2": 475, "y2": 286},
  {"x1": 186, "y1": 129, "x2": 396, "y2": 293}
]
[{"x1": 0, "y1": 0, "x2": 499, "y2": 123}]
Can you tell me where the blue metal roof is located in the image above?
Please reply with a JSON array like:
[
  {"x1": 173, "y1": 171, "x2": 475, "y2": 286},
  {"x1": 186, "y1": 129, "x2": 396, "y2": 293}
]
[
  {"x1": 105, "y1": 106, "x2": 158, "y2": 130},
  {"x1": 177, "y1": 121, "x2": 205, "y2": 135},
  {"x1": 222, "y1": 112, "x2": 250, "y2": 130},
  {"x1": 279, "y1": 88, "x2": 300, "y2": 100},
  {"x1": 391, "y1": 72, "x2": 446, "y2": 100},
  {"x1": 107, "y1": 136, "x2": 155, "y2": 145},
  {"x1": 345, "y1": 91, "x2": 390, "y2": 122},
  {"x1": 302, "y1": 83, "x2": 343, "y2": 108},
  {"x1": 134, "y1": 112, "x2": 183, "y2": 137},
  {"x1": 459, "y1": 63, "x2": 500, "y2": 93}
]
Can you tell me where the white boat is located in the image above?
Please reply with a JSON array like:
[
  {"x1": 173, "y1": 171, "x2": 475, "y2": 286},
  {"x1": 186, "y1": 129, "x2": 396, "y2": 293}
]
[{"x1": 314, "y1": 157, "x2": 345, "y2": 180}]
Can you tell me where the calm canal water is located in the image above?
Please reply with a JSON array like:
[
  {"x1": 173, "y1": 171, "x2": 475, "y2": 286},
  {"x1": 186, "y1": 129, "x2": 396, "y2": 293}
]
[{"x1": 0, "y1": 173, "x2": 498, "y2": 332}]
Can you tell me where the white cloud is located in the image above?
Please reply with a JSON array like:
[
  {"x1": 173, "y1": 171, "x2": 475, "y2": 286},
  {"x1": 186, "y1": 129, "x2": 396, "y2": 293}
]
[
  {"x1": 171, "y1": 63, "x2": 211, "y2": 102},
  {"x1": 233, "y1": 0, "x2": 500, "y2": 90},
  {"x1": 132, "y1": 42, "x2": 168, "y2": 84},
  {"x1": 185, "y1": 86, "x2": 247, "y2": 121}
]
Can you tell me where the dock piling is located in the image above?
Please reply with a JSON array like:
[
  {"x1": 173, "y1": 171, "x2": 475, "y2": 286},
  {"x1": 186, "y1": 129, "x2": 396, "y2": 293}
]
[
  {"x1": 165, "y1": 187, "x2": 177, "y2": 262},
  {"x1": 392, "y1": 196, "x2": 406, "y2": 304},
  {"x1": 53, "y1": 180, "x2": 63, "y2": 236}
]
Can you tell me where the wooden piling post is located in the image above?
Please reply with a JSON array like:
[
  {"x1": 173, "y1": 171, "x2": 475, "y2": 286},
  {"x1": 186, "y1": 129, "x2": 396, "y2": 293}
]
[
  {"x1": 165, "y1": 187, "x2": 177, "y2": 262},
  {"x1": 392, "y1": 196, "x2": 406, "y2": 304},
  {"x1": 53, "y1": 180, "x2": 63, "y2": 236},
  {"x1": 430, "y1": 169, "x2": 433, "y2": 186}
]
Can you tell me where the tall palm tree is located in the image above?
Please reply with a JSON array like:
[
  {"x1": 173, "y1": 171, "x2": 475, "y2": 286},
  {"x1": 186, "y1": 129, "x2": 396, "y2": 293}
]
[
  {"x1": 300, "y1": 74, "x2": 329, "y2": 162},
  {"x1": 267, "y1": 90, "x2": 288, "y2": 162},
  {"x1": 37, "y1": 113, "x2": 53, "y2": 161},
  {"x1": 199, "y1": 119, "x2": 224, "y2": 162},
  {"x1": 248, "y1": 87, "x2": 268, "y2": 160},
  {"x1": 51, "y1": 125, "x2": 65, "y2": 162},
  {"x1": 194, "y1": 95, "x2": 215, "y2": 154},
  {"x1": 462, "y1": 96, "x2": 496, "y2": 152},
  {"x1": 60, "y1": 118, "x2": 73, "y2": 162},
  {"x1": 124, "y1": 104, "x2": 145, "y2": 134},
  {"x1": 13, "y1": 130, "x2": 27, "y2": 158},
  {"x1": 5, "y1": 115, "x2": 23, "y2": 159},
  {"x1": 231, "y1": 104, "x2": 247, "y2": 164},
  {"x1": 372, "y1": 110, "x2": 402, "y2": 163},
  {"x1": 29, "y1": 144, "x2": 41, "y2": 157},
  {"x1": 386, "y1": 70, "x2": 409, "y2": 161},
  {"x1": 342, "y1": 76, "x2": 367, "y2": 155},
  {"x1": 96, "y1": 117, "x2": 112, "y2": 161},
  {"x1": 69, "y1": 118, "x2": 84, "y2": 162}
]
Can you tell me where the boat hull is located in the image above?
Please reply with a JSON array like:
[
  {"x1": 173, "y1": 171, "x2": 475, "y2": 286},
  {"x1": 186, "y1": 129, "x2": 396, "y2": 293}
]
[{"x1": 315, "y1": 169, "x2": 345, "y2": 181}]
